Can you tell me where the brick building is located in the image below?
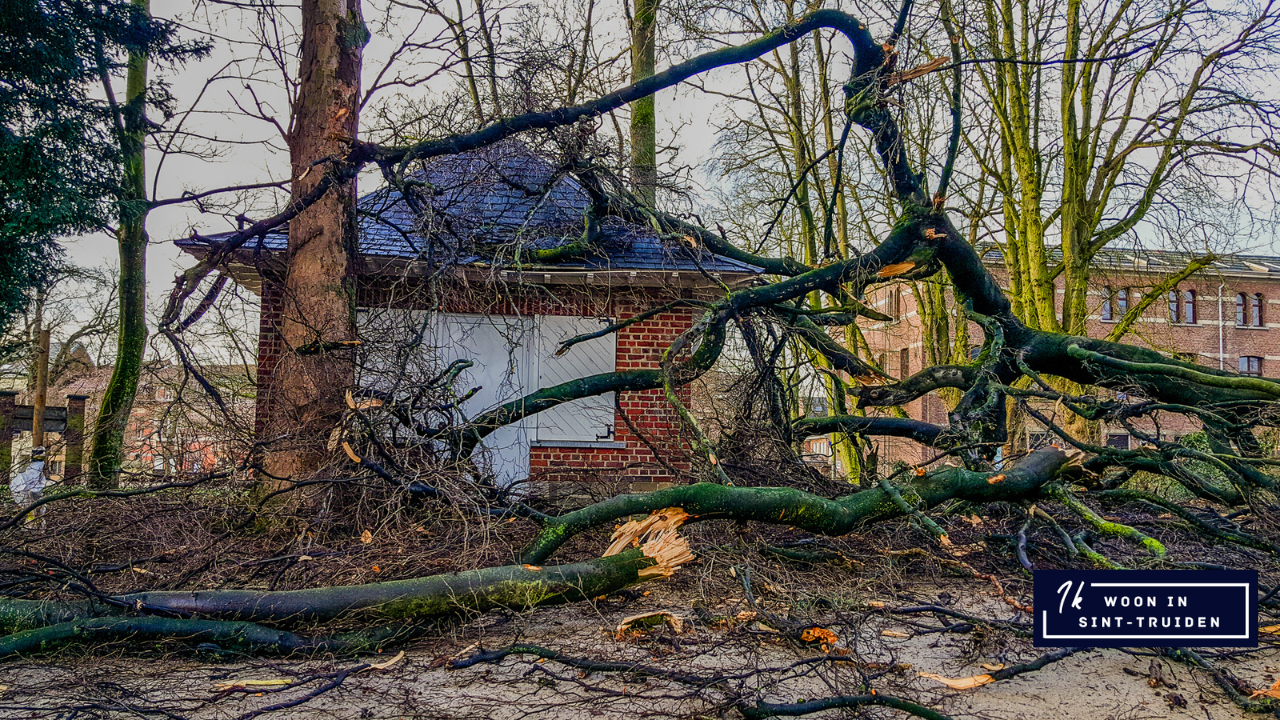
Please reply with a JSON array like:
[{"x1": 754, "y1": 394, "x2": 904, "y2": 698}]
[
  {"x1": 851, "y1": 246, "x2": 1280, "y2": 465},
  {"x1": 179, "y1": 141, "x2": 759, "y2": 486}
]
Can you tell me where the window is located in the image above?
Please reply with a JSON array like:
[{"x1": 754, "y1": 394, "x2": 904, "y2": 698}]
[
  {"x1": 1252, "y1": 294, "x2": 1264, "y2": 327},
  {"x1": 1237, "y1": 293, "x2": 1247, "y2": 325},
  {"x1": 1106, "y1": 433, "x2": 1131, "y2": 450},
  {"x1": 1240, "y1": 356, "x2": 1263, "y2": 377},
  {"x1": 886, "y1": 288, "x2": 902, "y2": 321},
  {"x1": 1166, "y1": 289, "x2": 1177, "y2": 323},
  {"x1": 1183, "y1": 289, "x2": 1197, "y2": 324},
  {"x1": 1116, "y1": 288, "x2": 1129, "y2": 316},
  {"x1": 899, "y1": 347, "x2": 911, "y2": 377},
  {"x1": 1103, "y1": 287, "x2": 1116, "y2": 322}
]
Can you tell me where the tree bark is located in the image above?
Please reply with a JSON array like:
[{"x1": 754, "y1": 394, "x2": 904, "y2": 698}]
[
  {"x1": 629, "y1": 0, "x2": 658, "y2": 204},
  {"x1": 261, "y1": 0, "x2": 367, "y2": 486},
  {"x1": 88, "y1": 0, "x2": 150, "y2": 488}
]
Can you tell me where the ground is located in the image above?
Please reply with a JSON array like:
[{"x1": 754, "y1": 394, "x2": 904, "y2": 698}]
[{"x1": 2, "y1": 494, "x2": 1276, "y2": 719}]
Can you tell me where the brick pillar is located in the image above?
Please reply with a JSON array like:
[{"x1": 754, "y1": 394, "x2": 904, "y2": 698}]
[
  {"x1": 256, "y1": 280, "x2": 285, "y2": 437},
  {"x1": 64, "y1": 394, "x2": 89, "y2": 483},
  {"x1": 0, "y1": 391, "x2": 15, "y2": 481}
]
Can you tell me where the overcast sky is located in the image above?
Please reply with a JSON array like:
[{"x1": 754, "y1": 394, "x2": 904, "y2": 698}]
[{"x1": 60, "y1": 0, "x2": 785, "y2": 321}]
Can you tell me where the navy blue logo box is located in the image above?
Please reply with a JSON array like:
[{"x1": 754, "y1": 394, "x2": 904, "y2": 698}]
[{"x1": 1033, "y1": 570, "x2": 1258, "y2": 648}]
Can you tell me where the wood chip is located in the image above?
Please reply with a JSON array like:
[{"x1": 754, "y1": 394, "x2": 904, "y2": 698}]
[
  {"x1": 877, "y1": 261, "x2": 916, "y2": 278},
  {"x1": 366, "y1": 650, "x2": 405, "y2": 671},
  {"x1": 919, "y1": 672, "x2": 994, "y2": 690},
  {"x1": 881, "y1": 630, "x2": 910, "y2": 638},
  {"x1": 214, "y1": 679, "x2": 291, "y2": 692},
  {"x1": 360, "y1": 530, "x2": 373, "y2": 544},
  {"x1": 615, "y1": 611, "x2": 685, "y2": 640}
]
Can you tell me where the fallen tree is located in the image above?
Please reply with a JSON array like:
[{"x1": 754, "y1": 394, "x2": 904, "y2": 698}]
[{"x1": 3, "y1": 8, "x2": 1279, "y2": 720}]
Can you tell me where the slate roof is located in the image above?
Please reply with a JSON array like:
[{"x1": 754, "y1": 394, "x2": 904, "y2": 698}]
[{"x1": 179, "y1": 141, "x2": 760, "y2": 275}]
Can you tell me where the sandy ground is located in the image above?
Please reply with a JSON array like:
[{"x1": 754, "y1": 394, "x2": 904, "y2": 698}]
[{"x1": 1, "y1": 579, "x2": 1273, "y2": 720}]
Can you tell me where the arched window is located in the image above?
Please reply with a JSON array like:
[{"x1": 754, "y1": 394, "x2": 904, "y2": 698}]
[
  {"x1": 1183, "y1": 289, "x2": 1197, "y2": 324},
  {"x1": 1102, "y1": 287, "x2": 1115, "y2": 321},
  {"x1": 1117, "y1": 287, "x2": 1129, "y2": 315},
  {"x1": 1252, "y1": 294, "x2": 1264, "y2": 327},
  {"x1": 1166, "y1": 289, "x2": 1178, "y2": 323},
  {"x1": 1237, "y1": 293, "x2": 1247, "y2": 325}
]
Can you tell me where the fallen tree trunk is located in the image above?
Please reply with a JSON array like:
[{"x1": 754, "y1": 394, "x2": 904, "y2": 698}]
[
  {"x1": 0, "y1": 545, "x2": 681, "y2": 641},
  {"x1": 1, "y1": 448, "x2": 1072, "y2": 655}
]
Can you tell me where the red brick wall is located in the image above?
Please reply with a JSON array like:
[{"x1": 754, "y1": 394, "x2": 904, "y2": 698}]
[
  {"x1": 532, "y1": 300, "x2": 694, "y2": 483},
  {"x1": 257, "y1": 279, "x2": 695, "y2": 483},
  {"x1": 860, "y1": 262, "x2": 1280, "y2": 465}
]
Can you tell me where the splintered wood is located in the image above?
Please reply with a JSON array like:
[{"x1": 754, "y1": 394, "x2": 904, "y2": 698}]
[
  {"x1": 604, "y1": 508, "x2": 695, "y2": 578},
  {"x1": 638, "y1": 528, "x2": 696, "y2": 578},
  {"x1": 605, "y1": 508, "x2": 689, "y2": 556}
]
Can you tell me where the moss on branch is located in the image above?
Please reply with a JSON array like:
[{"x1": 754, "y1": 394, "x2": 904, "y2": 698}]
[{"x1": 520, "y1": 447, "x2": 1072, "y2": 563}]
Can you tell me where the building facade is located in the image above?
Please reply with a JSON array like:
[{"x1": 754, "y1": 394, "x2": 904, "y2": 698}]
[
  {"x1": 182, "y1": 142, "x2": 759, "y2": 489},
  {"x1": 851, "y1": 248, "x2": 1280, "y2": 465}
]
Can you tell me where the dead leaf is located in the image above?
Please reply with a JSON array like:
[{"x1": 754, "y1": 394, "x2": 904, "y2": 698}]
[
  {"x1": 867, "y1": 601, "x2": 887, "y2": 609},
  {"x1": 877, "y1": 261, "x2": 916, "y2": 278},
  {"x1": 360, "y1": 530, "x2": 373, "y2": 544},
  {"x1": 986, "y1": 474, "x2": 1007, "y2": 485},
  {"x1": 802, "y1": 627, "x2": 840, "y2": 646},
  {"x1": 342, "y1": 441, "x2": 361, "y2": 463},
  {"x1": 615, "y1": 611, "x2": 685, "y2": 640},
  {"x1": 524, "y1": 564, "x2": 542, "y2": 572},
  {"x1": 918, "y1": 672, "x2": 994, "y2": 690},
  {"x1": 881, "y1": 630, "x2": 910, "y2": 638},
  {"x1": 327, "y1": 427, "x2": 342, "y2": 452},
  {"x1": 981, "y1": 663, "x2": 1005, "y2": 672},
  {"x1": 1262, "y1": 624, "x2": 1280, "y2": 635},
  {"x1": 1251, "y1": 679, "x2": 1280, "y2": 700}
]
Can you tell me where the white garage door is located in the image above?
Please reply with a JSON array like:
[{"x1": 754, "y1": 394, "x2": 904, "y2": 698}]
[{"x1": 357, "y1": 310, "x2": 616, "y2": 485}]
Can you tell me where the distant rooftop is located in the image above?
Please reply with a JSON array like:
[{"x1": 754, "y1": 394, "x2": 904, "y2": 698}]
[
  {"x1": 978, "y1": 244, "x2": 1280, "y2": 276},
  {"x1": 177, "y1": 141, "x2": 760, "y2": 279}
]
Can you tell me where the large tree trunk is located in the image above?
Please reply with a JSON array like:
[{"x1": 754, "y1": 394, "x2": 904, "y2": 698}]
[
  {"x1": 261, "y1": 0, "x2": 366, "y2": 487},
  {"x1": 629, "y1": 0, "x2": 658, "y2": 205},
  {"x1": 88, "y1": 0, "x2": 150, "y2": 489}
]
